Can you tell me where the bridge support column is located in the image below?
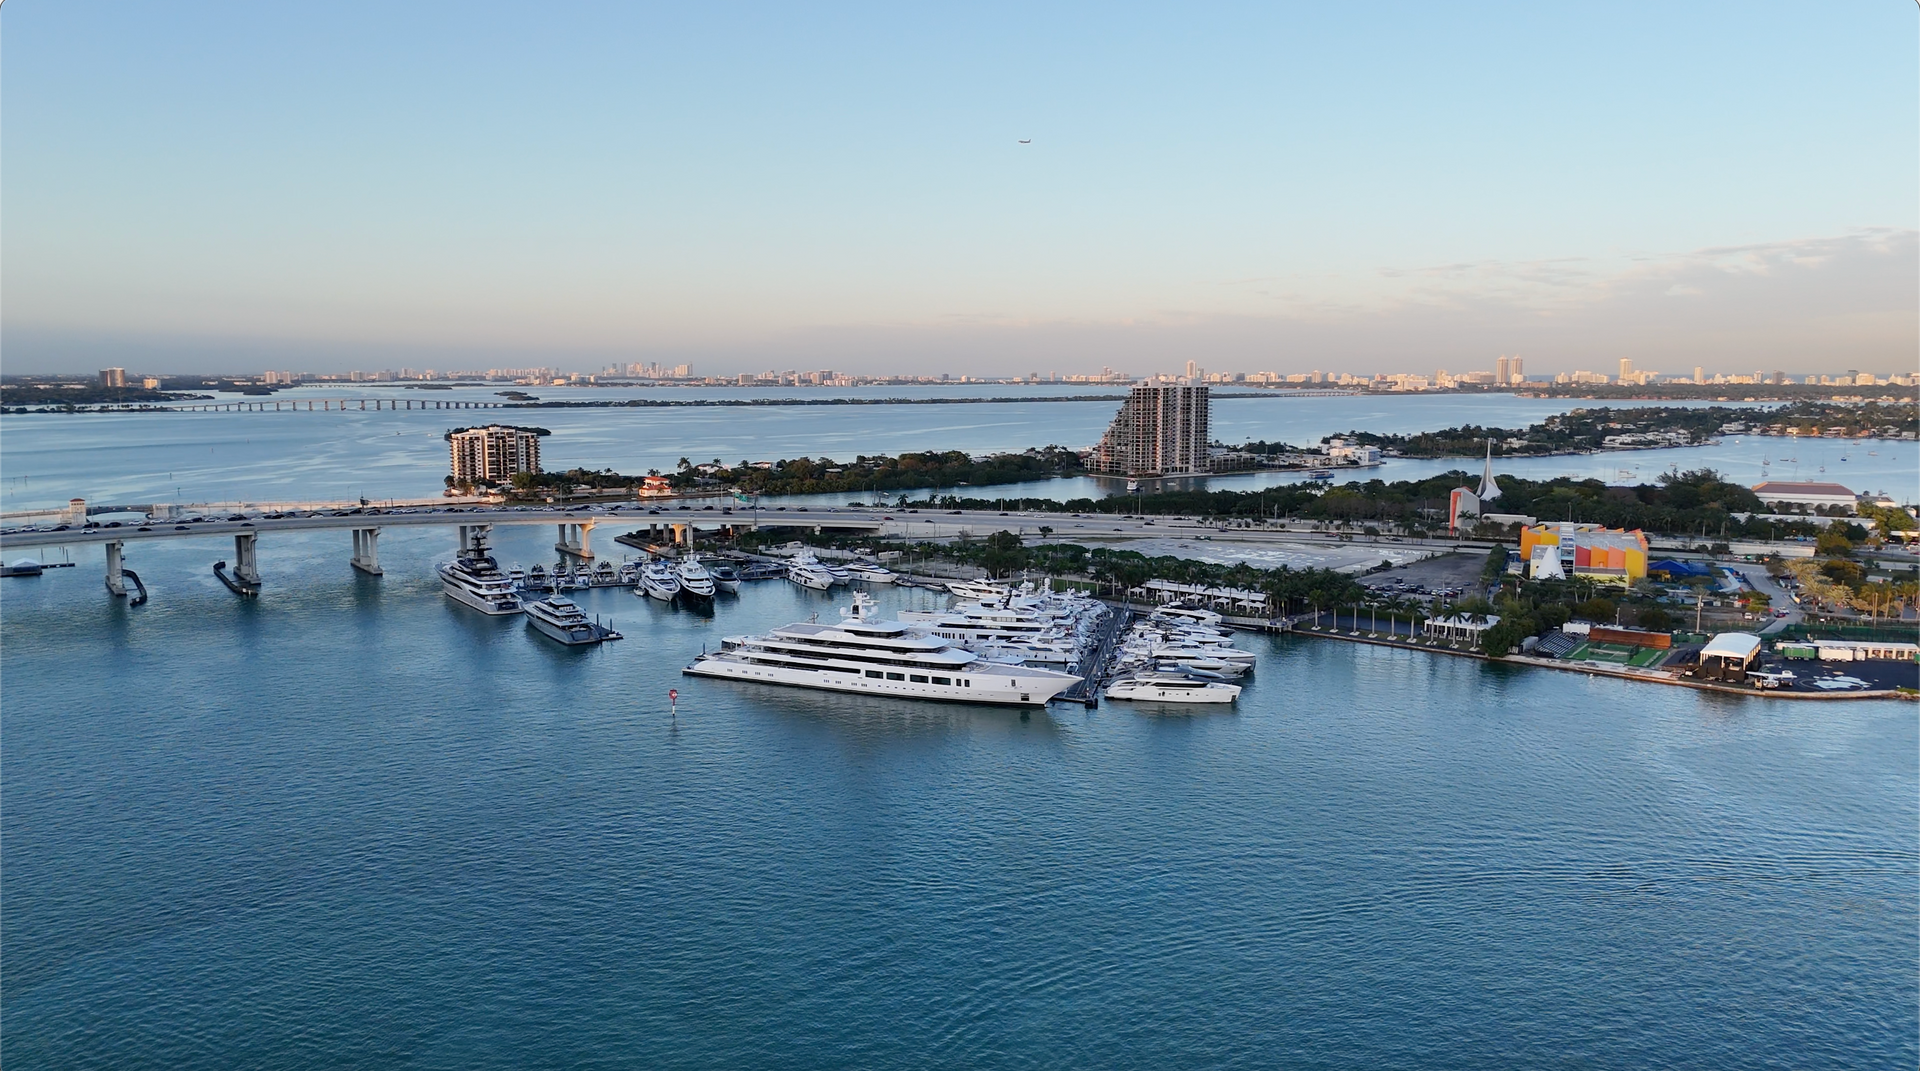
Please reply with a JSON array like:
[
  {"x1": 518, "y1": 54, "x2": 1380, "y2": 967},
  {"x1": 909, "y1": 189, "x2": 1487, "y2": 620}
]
[
  {"x1": 555, "y1": 520, "x2": 595, "y2": 559},
  {"x1": 233, "y1": 532, "x2": 262, "y2": 587},
  {"x1": 671, "y1": 523, "x2": 689, "y2": 547},
  {"x1": 105, "y1": 541, "x2": 127, "y2": 597},
  {"x1": 350, "y1": 527, "x2": 383, "y2": 575}
]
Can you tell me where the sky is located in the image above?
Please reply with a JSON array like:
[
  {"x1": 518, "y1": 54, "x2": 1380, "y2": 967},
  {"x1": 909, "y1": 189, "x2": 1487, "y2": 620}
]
[{"x1": 4, "y1": 1, "x2": 1916, "y2": 378}]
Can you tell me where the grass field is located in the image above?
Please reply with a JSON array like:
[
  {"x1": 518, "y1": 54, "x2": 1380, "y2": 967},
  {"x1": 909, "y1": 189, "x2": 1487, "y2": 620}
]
[{"x1": 1565, "y1": 641, "x2": 1665, "y2": 667}]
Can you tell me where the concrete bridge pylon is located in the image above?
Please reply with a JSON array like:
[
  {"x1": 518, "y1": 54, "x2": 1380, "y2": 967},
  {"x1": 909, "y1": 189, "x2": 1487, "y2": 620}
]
[
  {"x1": 105, "y1": 540, "x2": 127, "y2": 597},
  {"x1": 350, "y1": 528, "x2": 383, "y2": 575},
  {"x1": 232, "y1": 532, "x2": 262, "y2": 587},
  {"x1": 556, "y1": 520, "x2": 595, "y2": 559}
]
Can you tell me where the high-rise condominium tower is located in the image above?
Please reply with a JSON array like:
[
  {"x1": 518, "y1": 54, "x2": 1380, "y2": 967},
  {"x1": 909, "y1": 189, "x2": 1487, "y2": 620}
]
[{"x1": 1089, "y1": 382, "x2": 1211, "y2": 477}]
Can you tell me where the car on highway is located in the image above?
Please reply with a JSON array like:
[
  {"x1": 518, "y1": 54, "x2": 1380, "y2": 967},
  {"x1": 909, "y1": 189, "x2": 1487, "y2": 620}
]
[
  {"x1": 174, "y1": 525, "x2": 189, "y2": 531},
  {"x1": 137, "y1": 526, "x2": 152, "y2": 532}
]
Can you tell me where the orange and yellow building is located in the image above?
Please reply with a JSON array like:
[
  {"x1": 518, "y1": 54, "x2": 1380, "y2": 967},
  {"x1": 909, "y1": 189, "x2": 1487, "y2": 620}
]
[{"x1": 1519, "y1": 523, "x2": 1649, "y2": 584}]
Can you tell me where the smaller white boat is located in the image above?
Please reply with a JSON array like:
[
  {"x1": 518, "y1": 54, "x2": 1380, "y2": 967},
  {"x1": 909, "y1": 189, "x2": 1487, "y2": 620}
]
[
  {"x1": 527, "y1": 563, "x2": 548, "y2": 589},
  {"x1": 708, "y1": 560, "x2": 742, "y2": 593},
  {"x1": 525, "y1": 596, "x2": 621, "y2": 645},
  {"x1": 1158, "y1": 656, "x2": 1248, "y2": 677},
  {"x1": 640, "y1": 560, "x2": 682, "y2": 601},
  {"x1": 678, "y1": 558, "x2": 717, "y2": 602},
  {"x1": 1105, "y1": 675, "x2": 1241, "y2": 704},
  {"x1": 847, "y1": 562, "x2": 897, "y2": 584},
  {"x1": 507, "y1": 564, "x2": 526, "y2": 587},
  {"x1": 787, "y1": 553, "x2": 836, "y2": 591},
  {"x1": 947, "y1": 579, "x2": 1011, "y2": 601},
  {"x1": 1154, "y1": 605, "x2": 1225, "y2": 628}
]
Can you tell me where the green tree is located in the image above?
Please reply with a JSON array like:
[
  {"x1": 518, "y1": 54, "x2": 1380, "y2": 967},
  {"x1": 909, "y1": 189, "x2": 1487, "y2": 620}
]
[
  {"x1": 1481, "y1": 545, "x2": 1511, "y2": 581},
  {"x1": 1815, "y1": 529, "x2": 1854, "y2": 557}
]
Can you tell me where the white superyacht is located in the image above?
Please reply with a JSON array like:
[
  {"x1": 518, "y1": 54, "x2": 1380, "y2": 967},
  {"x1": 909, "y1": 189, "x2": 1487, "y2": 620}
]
[
  {"x1": 439, "y1": 530, "x2": 523, "y2": 615},
  {"x1": 684, "y1": 593, "x2": 1080, "y2": 706},
  {"x1": 525, "y1": 595, "x2": 621, "y2": 645}
]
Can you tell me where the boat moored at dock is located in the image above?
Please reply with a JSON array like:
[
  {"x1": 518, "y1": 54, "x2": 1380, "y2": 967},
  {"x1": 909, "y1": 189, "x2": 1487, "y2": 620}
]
[
  {"x1": 786, "y1": 552, "x2": 836, "y2": 591},
  {"x1": 524, "y1": 595, "x2": 622, "y2": 645},
  {"x1": 1105, "y1": 674, "x2": 1241, "y2": 704},
  {"x1": 639, "y1": 560, "x2": 683, "y2": 601},
  {"x1": 846, "y1": 562, "x2": 897, "y2": 584},
  {"x1": 683, "y1": 592, "x2": 1080, "y2": 706},
  {"x1": 707, "y1": 560, "x2": 742, "y2": 593},
  {"x1": 439, "y1": 531, "x2": 522, "y2": 615},
  {"x1": 677, "y1": 558, "x2": 717, "y2": 603}
]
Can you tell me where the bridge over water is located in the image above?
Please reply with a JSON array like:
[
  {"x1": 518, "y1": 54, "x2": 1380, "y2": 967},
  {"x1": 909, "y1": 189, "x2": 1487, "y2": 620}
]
[{"x1": 0, "y1": 498, "x2": 1468, "y2": 606}]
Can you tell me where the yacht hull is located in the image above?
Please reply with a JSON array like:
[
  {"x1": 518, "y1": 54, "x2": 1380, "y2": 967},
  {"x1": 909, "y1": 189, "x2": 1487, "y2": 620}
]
[
  {"x1": 528, "y1": 615, "x2": 601, "y2": 645},
  {"x1": 441, "y1": 578, "x2": 522, "y2": 615}
]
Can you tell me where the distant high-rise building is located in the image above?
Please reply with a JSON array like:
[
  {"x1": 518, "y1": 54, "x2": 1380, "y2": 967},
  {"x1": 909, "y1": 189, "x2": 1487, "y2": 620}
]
[
  {"x1": 1309, "y1": 370, "x2": 1324, "y2": 384},
  {"x1": 141, "y1": 377, "x2": 161, "y2": 390},
  {"x1": 1495, "y1": 356, "x2": 1510, "y2": 385},
  {"x1": 98, "y1": 367, "x2": 127, "y2": 388},
  {"x1": 1619, "y1": 358, "x2": 1633, "y2": 383},
  {"x1": 1510, "y1": 356, "x2": 1523, "y2": 383},
  {"x1": 448, "y1": 425, "x2": 543, "y2": 484},
  {"x1": 1694, "y1": 366, "x2": 1704, "y2": 384},
  {"x1": 1184, "y1": 360, "x2": 1199, "y2": 380},
  {"x1": 1089, "y1": 382, "x2": 1210, "y2": 477}
]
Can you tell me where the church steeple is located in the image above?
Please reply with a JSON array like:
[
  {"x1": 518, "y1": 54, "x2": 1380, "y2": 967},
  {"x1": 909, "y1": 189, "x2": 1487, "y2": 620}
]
[{"x1": 1477, "y1": 439, "x2": 1501, "y2": 501}]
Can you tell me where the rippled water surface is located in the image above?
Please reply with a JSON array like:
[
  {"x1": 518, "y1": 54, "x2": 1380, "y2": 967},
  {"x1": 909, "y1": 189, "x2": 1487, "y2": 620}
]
[{"x1": 3, "y1": 526, "x2": 1914, "y2": 1069}]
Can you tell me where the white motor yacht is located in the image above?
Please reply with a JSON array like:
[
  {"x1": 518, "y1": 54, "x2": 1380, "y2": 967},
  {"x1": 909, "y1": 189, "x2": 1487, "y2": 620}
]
[
  {"x1": 1153, "y1": 605, "x2": 1227, "y2": 629},
  {"x1": 846, "y1": 562, "x2": 897, "y2": 584},
  {"x1": 707, "y1": 560, "x2": 742, "y2": 593},
  {"x1": 684, "y1": 593, "x2": 1080, "y2": 706},
  {"x1": 787, "y1": 552, "x2": 836, "y2": 591},
  {"x1": 1105, "y1": 674, "x2": 1241, "y2": 704},
  {"x1": 525, "y1": 595, "x2": 621, "y2": 645},
  {"x1": 439, "y1": 531, "x2": 523, "y2": 615},
  {"x1": 640, "y1": 560, "x2": 683, "y2": 601},
  {"x1": 947, "y1": 579, "x2": 1012, "y2": 601},
  {"x1": 678, "y1": 558, "x2": 717, "y2": 602}
]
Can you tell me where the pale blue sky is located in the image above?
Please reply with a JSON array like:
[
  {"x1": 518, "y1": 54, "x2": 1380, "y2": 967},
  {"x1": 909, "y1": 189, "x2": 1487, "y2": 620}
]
[{"x1": 5, "y1": 1, "x2": 1915, "y2": 376}]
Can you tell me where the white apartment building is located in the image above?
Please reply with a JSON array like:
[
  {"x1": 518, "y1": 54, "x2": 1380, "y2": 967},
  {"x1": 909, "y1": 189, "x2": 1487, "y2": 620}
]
[
  {"x1": 1089, "y1": 382, "x2": 1211, "y2": 477},
  {"x1": 448, "y1": 425, "x2": 543, "y2": 484}
]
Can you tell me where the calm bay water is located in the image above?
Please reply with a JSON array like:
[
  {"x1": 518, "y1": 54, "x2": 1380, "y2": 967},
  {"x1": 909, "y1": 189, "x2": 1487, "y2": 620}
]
[
  {"x1": 2, "y1": 524, "x2": 1915, "y2": 1069},
  {"x1": 9, "y1": 387, "x2": 1883, "y2": 513}
]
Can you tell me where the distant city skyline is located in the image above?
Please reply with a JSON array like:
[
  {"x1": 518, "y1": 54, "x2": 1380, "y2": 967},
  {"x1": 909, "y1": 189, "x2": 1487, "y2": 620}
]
[{"x1": 4, "y1": 2, "x2": 1915, "y2": 376}]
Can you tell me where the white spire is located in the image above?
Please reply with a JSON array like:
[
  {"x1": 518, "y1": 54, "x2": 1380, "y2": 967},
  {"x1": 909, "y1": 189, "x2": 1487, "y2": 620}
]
[{"x1": 1477, "y1": 439, "x2": 1502, "y2": 501}]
